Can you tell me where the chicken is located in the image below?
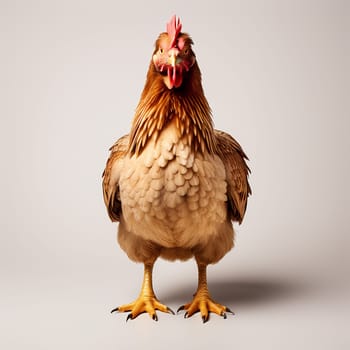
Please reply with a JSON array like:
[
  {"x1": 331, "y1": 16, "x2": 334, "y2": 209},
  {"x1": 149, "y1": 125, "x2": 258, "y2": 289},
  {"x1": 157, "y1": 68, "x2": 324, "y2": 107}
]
[{"x1": 102, "y1": 15, "x2": 251, "y2": 322}]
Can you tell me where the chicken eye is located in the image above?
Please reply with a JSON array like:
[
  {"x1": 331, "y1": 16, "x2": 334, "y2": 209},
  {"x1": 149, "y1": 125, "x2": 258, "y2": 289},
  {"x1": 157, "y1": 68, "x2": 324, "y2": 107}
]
[
  {"x1": 159, "y1": 48, "x2": 164, "y2": 54},
  {"x1": 183, "y1": 48, "x2": 189, "y2": 54}
]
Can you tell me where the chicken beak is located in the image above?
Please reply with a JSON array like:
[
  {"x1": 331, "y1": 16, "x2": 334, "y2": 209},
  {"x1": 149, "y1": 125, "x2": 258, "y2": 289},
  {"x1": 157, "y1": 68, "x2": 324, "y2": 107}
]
[
  {"x1": 164, "y1": 48, "x2": 182, "y2": 89},
  {"x1": 169, "y1": 54, "x2": 176, "y2": 67},
  {"x1": 168, "y1": 48, "x2": 180, "y2": 67}
]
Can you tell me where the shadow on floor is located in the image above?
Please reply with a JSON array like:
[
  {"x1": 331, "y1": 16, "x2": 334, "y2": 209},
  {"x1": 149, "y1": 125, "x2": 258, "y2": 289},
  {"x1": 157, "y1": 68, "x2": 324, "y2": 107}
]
[{"x1": 162, "y1": 276, "x2": 311, "y2": 307}]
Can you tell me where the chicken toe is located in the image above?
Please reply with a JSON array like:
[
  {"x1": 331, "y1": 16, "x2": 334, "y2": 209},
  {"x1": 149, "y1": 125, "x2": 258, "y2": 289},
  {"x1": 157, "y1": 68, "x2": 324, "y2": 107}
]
[
  {"x1": 112, "y1": 296, "x2": 172, "y2": 321},
  {"x1": 179, "y1": 294, "x2": 231, "y2": 322}
]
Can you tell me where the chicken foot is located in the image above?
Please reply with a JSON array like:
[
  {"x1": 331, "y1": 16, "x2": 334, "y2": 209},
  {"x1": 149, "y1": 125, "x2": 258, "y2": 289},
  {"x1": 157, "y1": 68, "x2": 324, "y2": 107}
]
[
  {"x1": 111, "y1": 261, "x2": 174, "y2": 321},
  {"x1": 177, "y1": 260, "x2": 234, "y2": 323}
]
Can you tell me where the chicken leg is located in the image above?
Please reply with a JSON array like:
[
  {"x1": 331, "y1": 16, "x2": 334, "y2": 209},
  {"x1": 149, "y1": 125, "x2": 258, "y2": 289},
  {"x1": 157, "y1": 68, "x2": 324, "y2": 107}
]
[
  {"x1": 111, "y1": 261, "x2": 174, "y2": 321},
  {"x1": 177, "y1": 259, "x2": 234, "y2": 322}
]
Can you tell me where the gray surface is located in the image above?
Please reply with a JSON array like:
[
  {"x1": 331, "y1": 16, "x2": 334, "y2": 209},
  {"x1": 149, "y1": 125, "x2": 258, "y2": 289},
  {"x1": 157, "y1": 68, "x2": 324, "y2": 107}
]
[{"x1": 1, "y1": 0, "x2": 349, "y2": 349}]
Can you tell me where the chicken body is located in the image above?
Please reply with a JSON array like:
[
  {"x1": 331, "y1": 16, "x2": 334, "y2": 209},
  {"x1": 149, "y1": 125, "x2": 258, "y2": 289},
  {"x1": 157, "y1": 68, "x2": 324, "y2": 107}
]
[
  {"x1": 117, "y1": 122, "x2": 233, "y2": 264},
  {"x1": 103, "y1": 15, "x2": 250, "y2": 322}
]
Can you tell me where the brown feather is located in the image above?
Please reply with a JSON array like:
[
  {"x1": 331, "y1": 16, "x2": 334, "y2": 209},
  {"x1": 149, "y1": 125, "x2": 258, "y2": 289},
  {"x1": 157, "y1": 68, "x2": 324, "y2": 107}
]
[
  {"x1": 215, "y1": 130, "x2": 251, "y2": 223},
  {"x1": 102, "y1": 134, "x2": 129, "y2": 221},
  {"x1": 128, "y1": 56, "x2": 217, "y2": 157}
]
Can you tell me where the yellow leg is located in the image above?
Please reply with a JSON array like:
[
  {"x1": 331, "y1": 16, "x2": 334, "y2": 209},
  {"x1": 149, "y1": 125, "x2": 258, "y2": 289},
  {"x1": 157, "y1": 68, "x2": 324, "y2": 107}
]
[
  {"x1": 111, "y1": 262, "x2": 174, "y2": 321},
  {"x1": 178, "y1": 261, "x2": 234, "y2": 322}
]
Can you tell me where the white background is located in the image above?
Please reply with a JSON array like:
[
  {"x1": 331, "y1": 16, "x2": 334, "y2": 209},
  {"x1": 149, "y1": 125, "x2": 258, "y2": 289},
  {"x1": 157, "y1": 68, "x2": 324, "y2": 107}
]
[{"x1": 1, "y1": 0, "x2": 349, "y2": 349}]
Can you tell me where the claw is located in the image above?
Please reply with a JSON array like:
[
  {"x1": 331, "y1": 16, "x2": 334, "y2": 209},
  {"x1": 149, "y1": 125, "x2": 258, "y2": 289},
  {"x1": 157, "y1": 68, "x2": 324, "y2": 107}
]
[
  {"x1": 167, "y1": 307, "x2": 175, "y2": 315},
  {"x1": 177, "y1": 305, "x2": 185, "y2": 314},
  {"x1": 152, "y1": 314, "x2": 158, "y2": 321},
  {"x1": 184, "y1": 312, "x2": 189, "y2": 318},
  {"x1": 221, "y1": 312, "x2": 227, "y2": 319},
  {"x1": 126, "y1": 313, "x2": 133, "y2": 322},
  {"x1": 111, "y1": 307, "x2": 119, "y2": 314},
  {"x1": 202, "y1": 315, "x2": 209, "y2": 323},
  {"x1": 226, "y1": 307, "x2": 235, "y2": 315}
]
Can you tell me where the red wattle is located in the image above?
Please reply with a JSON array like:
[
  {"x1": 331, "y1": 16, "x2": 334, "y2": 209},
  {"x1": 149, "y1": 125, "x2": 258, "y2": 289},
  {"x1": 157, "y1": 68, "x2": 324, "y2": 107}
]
[{"x1": 167, "y1": 66, "x2": 183, "y2": 89}]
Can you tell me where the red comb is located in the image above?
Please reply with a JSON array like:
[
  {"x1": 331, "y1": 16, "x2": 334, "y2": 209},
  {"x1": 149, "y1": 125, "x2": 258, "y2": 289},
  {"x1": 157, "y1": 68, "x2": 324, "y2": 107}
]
[{"x1": 167, "y1": 15, "x2": 182, "y2": 48}]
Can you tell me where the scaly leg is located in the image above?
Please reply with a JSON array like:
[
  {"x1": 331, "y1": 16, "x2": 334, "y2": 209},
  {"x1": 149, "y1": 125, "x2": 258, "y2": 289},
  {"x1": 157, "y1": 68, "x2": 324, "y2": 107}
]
[
  {"x1": 178, "y1": 259, "x2": 234, "y2": 323},
  {"x1": 111, "y1": 261, "x2": 174, "y2": 321}
]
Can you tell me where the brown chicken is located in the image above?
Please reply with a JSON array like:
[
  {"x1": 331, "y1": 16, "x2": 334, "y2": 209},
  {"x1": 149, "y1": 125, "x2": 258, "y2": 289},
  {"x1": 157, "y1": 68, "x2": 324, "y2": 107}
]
[{"x1": 103, "y1": 15, "x2": 251, "y2": 322}]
